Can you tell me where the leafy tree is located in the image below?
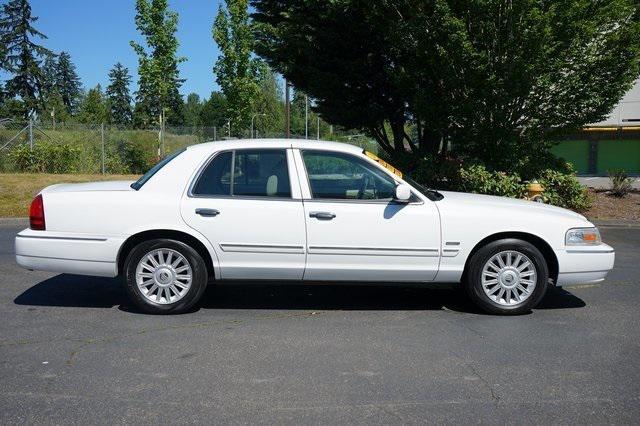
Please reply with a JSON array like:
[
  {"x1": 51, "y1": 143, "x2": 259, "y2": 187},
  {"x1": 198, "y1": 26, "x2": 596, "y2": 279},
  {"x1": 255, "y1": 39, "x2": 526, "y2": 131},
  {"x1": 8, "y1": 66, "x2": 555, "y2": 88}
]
[
  {"x1": 78, "y1": 84, "x2": 107, "y2": 123},
  {"x1": 0, "y1": 0, "x2": 53, "y2": 118},
  {"x1": 106, "y1": 62, "x2": 133, "y2": 126},
  {"x1": 55, "y1": 51, "x2": 82, "y2": 115},
  {"x1": 253, "y1": 0, "x2": 640, "y2": 172},
  {"x1": 213, "y1": 0, "x2": 262, "y2": 136},
  {"x1": 130, "y1": 0, "x2": 186, "y2": 128},
  {"x1": 253, "y1": 63, "x2": 283, "y2": 137},
  {"x1": 183, "y1": 93, "x2": 203, "y2": 127}
]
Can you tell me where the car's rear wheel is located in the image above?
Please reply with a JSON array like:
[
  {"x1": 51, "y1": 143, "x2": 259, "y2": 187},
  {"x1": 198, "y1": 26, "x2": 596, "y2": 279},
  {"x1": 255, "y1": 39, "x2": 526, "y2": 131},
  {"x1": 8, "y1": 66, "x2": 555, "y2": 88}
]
[
  {"x1": 124, "y1": 239, "x2": 208, "y2": 314},
  {"x1": 465, "y1": 239, "x2": 549, "y2": 315}
]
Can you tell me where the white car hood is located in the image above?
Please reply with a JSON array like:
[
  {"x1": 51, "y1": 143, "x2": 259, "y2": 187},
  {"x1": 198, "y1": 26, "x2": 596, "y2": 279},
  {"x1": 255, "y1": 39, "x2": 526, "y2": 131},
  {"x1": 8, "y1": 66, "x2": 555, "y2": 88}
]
[
  {"x1": 41, "y1": 180, "x2": 136, "y2": 193},
  {"x1": 437, "y1": 190, "x2": 588, "y2": 222}
]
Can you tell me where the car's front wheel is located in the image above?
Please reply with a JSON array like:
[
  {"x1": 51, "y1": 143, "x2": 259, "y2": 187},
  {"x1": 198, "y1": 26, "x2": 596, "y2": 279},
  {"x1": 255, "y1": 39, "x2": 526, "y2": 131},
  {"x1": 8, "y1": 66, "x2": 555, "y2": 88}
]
[
  {"x1": 124, "y1": 239, "x2": 208, "y2": 314},
  {"x1": 465, "y1": 239, "x2": 549, "y2": 315}
]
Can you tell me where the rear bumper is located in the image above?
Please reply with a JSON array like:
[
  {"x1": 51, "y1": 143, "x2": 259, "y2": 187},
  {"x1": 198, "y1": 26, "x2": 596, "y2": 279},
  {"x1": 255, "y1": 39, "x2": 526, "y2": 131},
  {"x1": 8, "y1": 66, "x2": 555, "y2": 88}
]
[
  {"x1": 555, "y1": 244, "x2": 615, "y2": 286},
  {"x1": 15, "y1": 229, "x2": 124, "y2": 277}
]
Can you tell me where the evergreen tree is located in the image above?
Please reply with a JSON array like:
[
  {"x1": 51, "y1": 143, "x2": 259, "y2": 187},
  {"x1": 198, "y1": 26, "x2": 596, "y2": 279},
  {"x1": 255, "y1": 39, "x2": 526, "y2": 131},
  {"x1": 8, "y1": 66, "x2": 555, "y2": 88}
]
[
  {"x1": 106, "y1": 62, "x2": 133, "y2": 126},
  {"x1": 0, "y1": 0, "x2": 53, "y2": 118},
  {"x1": 42, "y1": 89, "x2": 69, "y2": 126},
  {"x1": 183, "y1": 93, "x2": 202, "y2": 127},
  {"x1": 78, "y1": 84, "x2": 107, "y2": 123},
  {"x1": 55, "y1": 51, "x2": 82, "y2": 115},
  {"x1": 199, "y1": 91, "x2": 228, "y2": 127},
  {"x1": 130, "y1": 0, "x2": 186, "y2": 128},
  {"x1": 40, "y1": 53, "x2": 57, "y2": 100}
]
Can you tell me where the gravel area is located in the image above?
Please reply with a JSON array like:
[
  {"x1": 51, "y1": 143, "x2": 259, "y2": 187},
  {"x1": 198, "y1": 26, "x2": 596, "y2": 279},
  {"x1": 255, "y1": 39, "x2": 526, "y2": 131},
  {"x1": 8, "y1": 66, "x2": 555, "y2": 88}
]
[{"x1": 584, "y1": 190, "x2": 640, "y2": 222}]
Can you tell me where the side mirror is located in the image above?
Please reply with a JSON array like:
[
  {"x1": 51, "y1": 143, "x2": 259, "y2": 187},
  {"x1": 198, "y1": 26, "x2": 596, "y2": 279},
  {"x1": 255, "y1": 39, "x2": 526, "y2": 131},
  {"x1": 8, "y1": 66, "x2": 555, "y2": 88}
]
[{"x1": 394, "y1": 184, "x2": 411, "y2": 202}]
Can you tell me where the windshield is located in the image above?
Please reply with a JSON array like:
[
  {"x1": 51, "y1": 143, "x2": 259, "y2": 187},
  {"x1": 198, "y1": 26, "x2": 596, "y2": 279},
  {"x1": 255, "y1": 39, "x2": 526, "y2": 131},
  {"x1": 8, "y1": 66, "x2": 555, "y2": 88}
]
[
  {"x1": 130, "y1": 148, "x2": 186, "y2": 190},
  {"x1": 402, "y1": 174, "x2": 444, "y2": 201},
  {"x1": 363, "y1": 150, "x2": 443, "y2": 201}
]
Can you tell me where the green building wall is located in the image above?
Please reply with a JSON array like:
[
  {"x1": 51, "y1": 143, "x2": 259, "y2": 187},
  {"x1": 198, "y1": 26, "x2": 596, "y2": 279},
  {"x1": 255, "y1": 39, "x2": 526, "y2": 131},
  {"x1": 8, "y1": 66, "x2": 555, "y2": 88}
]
[{"x1": 551, "y1": 136, "x2": 640, "y2": 175}]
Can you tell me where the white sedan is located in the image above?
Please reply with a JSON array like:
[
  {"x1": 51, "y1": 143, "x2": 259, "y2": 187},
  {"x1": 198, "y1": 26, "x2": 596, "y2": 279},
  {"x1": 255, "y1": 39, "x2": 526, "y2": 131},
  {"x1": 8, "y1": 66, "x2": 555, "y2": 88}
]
[{"x1": 15, "y1": 139, "x2": 615, "y2": 314}]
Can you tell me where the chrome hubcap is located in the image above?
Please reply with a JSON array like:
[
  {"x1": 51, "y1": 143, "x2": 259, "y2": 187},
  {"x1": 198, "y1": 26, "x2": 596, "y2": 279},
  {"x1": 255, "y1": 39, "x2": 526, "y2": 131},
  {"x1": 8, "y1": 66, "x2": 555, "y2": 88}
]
[
  {"x1": 481, "y1": 250, "x2": 537, "y2": 306},
  {"x1": 135, "y1": 249, "x2": 192, "y2": 305}
]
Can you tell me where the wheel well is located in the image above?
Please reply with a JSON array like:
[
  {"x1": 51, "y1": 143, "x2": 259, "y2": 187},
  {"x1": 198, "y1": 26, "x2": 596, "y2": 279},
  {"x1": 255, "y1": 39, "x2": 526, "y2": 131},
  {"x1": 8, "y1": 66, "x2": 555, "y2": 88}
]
[
  {"x1": 463, "y1": 232, "x2": 559, "y2": 284},
  {"x1": 117, "y1": 229, "x2": 215, "y2": 279}
]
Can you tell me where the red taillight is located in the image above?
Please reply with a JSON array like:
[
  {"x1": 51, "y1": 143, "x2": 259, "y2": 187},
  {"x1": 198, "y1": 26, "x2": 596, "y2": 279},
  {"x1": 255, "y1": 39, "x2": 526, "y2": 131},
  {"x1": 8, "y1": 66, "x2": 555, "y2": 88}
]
[{"x1": 29, "y1": 194, "x2": 45, "y2": 230}]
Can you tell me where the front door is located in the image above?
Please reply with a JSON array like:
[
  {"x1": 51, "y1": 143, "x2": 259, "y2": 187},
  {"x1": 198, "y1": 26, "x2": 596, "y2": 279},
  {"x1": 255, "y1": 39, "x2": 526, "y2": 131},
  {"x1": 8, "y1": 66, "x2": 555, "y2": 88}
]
[
  {"x1": 181, "y1": 148, "x2": 306, "y2": 280},
  {"x1": 296, "y1": 149, "x2": 441, "y2": 282}
]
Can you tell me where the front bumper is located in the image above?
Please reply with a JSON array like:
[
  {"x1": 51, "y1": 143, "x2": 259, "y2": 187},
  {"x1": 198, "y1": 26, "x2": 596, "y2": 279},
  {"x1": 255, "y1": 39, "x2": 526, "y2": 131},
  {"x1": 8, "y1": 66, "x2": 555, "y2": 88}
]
[{"x1": 554, "y1": 243, "x2": 615, "y2": 286}]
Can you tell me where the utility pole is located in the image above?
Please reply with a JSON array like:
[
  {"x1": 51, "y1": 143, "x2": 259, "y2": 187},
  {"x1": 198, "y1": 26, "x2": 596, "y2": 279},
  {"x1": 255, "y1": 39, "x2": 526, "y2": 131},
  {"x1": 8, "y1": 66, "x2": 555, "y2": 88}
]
[
  {"x1": 285, "y1": 79, "x2": 291, "y2": 138},
  {"x1": 213, "y1": 126, "x2": 217, "y2": 141},
  {"x1": 305, "y1": 95, "x2": 308, "y2": 139},
  {"x1": 317, "y1": 116, "x2": 320, "y2": 140},
  {"x1": 227, "y1": 119, "x2": 231, "y2": 138}
]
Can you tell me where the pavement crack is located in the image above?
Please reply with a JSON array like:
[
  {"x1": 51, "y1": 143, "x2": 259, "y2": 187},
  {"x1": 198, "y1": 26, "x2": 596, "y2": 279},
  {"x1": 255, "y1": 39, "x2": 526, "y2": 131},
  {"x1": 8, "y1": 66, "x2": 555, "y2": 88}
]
[{"x1": 467, "y1": 364, "x2": 500, "y2": 404}]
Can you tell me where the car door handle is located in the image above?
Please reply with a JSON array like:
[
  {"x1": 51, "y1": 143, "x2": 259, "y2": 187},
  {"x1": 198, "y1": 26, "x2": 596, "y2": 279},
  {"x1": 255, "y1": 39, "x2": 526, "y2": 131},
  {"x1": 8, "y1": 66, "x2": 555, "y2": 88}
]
[
  {"x1": 195, "y1": 208, "x2": 220, "y2": 217},
  {"x1": 309, "y1": 211, "x2": 336, "y2": 220}
]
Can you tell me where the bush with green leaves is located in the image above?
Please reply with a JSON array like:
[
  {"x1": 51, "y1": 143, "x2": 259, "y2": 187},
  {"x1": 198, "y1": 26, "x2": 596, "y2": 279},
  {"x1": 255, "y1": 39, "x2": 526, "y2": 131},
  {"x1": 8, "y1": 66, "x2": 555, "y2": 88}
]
[
  {"x1": 458, "y1": 165, "x2": 527, "y2": 198},
  {"x1": 608, "y1": 169, "x2": 633, "y2": 198},
  {"x1": 537, "y1": 168, "x2": 592, "y2": 210},
  {"x1": 10, "y1": 142, "x2": 81, "y2": 173},
  {"x1": 395, "y1": 154, "x2": 590, "y2": 211}
]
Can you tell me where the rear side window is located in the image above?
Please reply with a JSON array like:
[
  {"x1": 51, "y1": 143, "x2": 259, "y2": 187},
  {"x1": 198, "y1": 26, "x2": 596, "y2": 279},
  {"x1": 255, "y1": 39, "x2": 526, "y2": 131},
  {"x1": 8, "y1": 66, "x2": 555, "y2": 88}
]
[
  {"x1": 131, "y1": 148, "x2": 185, "y2": 190},
  {"x1": 192, "y1": 149, "x2": 291, "y2": 198}
]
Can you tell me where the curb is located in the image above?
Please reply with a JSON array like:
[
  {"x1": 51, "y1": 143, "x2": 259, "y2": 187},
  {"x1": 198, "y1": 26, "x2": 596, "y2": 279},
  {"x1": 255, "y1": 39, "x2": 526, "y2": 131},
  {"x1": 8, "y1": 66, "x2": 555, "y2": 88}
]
[
  {"x1": 0, "y1": 217, "x2": 28, "y2": 225},
  {"x1": 591, "y1": 220, "x2": 640, "y2": 228}
]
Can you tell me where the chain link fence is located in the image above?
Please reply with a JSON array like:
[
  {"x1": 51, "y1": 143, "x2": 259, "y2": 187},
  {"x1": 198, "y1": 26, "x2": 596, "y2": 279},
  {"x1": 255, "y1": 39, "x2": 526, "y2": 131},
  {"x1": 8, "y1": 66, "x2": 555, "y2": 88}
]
[{"x1": 0, "y1": 119, "x2": 378, "y2": 175}]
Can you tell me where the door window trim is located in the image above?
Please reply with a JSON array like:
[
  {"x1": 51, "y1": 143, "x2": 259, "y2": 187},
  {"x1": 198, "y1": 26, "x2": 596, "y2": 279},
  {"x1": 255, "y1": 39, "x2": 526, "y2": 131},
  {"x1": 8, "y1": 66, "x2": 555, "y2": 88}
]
[
  {"x1": 298, "y1": 149, "x2": 423, "y2": 204},
  {"x1": 187, "y1": 148, "x2": 300, "y2": 201}
]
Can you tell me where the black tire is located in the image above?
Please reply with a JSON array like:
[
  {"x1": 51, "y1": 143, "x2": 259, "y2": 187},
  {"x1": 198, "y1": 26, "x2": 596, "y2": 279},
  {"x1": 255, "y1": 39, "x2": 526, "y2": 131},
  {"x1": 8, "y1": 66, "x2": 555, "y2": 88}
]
[
  {"x1": 464, "y1": 238, "x2": 549, "y2": 315},
  {"x1": 124, "y1": 239, "x2": 208, "y2": 314}
]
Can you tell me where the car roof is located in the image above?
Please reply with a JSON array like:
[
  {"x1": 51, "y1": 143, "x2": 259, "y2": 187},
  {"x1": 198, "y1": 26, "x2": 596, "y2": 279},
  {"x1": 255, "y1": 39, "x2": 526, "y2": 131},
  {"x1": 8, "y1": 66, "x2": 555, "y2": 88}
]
[{"x1": 186, "y1": 138, "x2": 365, "y2": 155}]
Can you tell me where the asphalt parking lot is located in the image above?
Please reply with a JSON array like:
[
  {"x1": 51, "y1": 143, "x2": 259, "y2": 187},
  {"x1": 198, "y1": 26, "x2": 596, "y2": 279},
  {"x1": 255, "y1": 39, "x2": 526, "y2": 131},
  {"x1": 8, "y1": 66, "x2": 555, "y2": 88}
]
[{"x1": 1, "y1": 220, "x2": 639, "y2": 424}]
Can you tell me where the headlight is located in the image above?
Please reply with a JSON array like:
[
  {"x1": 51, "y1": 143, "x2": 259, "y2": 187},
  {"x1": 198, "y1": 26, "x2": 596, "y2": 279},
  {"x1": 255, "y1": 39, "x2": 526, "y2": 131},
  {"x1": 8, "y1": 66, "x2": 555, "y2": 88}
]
[{"x1": 565, "y1": 227, "x2": 601, "y2": 246}]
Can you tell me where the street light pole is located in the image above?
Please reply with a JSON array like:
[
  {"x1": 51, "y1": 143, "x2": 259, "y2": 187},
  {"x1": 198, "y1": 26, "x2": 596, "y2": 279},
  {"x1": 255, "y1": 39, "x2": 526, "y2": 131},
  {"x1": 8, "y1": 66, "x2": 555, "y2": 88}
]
[
  {"x1": 305, "y1": 95, "x2": 308, "y2": 139},
  {"x1": 251, "y1": 113, "x2": 266, "y2": 139},
  {"x1": 285, "y1": 79, "x2": 291, "y2": 138}
]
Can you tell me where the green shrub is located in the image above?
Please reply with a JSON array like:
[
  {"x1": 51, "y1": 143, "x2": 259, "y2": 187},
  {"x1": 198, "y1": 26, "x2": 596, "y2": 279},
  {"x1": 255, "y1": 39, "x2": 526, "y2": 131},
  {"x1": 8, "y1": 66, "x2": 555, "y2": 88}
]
[
  {"x1": 458, "y1": 164, "x2": 527, "y2": 198},
  {"x1": 532, "y1": 169, "x2": 591, "y2": 210},
  {"x1": 9, "y1": 142, "x2": 81, "y2": 173},
  {"x1": 608, "y1": 169, "x2": 633, "y2": 198},
  {"x1": 395, "y1": 154, "x2": 590, "y2": 211},
  {"x1": 114, "y1": 139, "x2": 152, "y2": 174},
  {"x1": 102, "y1": 139, "x2": 152, "y2": 174}
]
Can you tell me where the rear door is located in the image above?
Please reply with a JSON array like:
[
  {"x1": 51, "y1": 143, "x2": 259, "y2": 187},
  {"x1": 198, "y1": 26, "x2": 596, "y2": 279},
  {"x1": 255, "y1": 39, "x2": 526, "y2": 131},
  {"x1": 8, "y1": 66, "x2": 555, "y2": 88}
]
[
  {"x1": 295, "y1": 149, "x2": 441, "y2": 282},
  {"x1": 181, "y1": 148, "x2": 306, "y2": 280}
]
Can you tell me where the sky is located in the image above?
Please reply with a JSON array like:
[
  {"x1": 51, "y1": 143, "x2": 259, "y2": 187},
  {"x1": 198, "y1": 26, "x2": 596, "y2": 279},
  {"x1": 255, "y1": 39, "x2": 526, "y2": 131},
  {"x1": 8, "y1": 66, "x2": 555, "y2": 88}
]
[{"x1": 27, "y1": 0, "x2": 224, "y2": 99}]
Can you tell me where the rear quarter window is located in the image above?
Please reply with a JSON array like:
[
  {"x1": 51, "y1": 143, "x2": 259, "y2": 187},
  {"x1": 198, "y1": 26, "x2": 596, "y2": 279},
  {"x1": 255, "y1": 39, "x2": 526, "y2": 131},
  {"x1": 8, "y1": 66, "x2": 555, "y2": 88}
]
[{"x1": 131, "y1": 148, "x2": 186, "y2": 190}]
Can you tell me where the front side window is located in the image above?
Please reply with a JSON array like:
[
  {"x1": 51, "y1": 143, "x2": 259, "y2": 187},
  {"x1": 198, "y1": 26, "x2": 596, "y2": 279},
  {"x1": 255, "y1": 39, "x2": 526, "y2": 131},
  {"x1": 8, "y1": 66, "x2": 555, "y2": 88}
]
[
  {"x1": 302, "y1": 150, "x2": 397, "y2": 200},
  {"x1": 192, "y1": 149, "x2": 291, "y2": 198}
]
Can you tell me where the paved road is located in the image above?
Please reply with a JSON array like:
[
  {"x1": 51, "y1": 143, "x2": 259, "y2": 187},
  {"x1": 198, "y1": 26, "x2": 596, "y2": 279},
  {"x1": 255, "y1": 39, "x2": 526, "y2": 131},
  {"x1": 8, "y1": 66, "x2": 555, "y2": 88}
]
[
  {"x1": 577, "y1": 176, "x2": 640, "y2": 190},
  {"x1": 1, "y1": 221, "x2": 639, "y2": 424}
]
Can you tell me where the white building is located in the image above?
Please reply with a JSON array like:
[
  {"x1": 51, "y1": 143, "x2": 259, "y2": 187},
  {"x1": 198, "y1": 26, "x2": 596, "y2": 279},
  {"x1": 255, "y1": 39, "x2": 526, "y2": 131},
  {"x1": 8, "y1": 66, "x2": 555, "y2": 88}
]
[{"x1": 594, "y1": 79, "x2": 640, "y2": 126}]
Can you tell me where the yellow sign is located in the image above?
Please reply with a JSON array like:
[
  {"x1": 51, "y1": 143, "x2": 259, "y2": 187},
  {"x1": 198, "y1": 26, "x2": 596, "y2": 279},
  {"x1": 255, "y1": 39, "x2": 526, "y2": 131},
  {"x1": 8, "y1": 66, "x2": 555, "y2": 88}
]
[{"x1": 364, "y1": 151, "x2": 403, "y2": 178}]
